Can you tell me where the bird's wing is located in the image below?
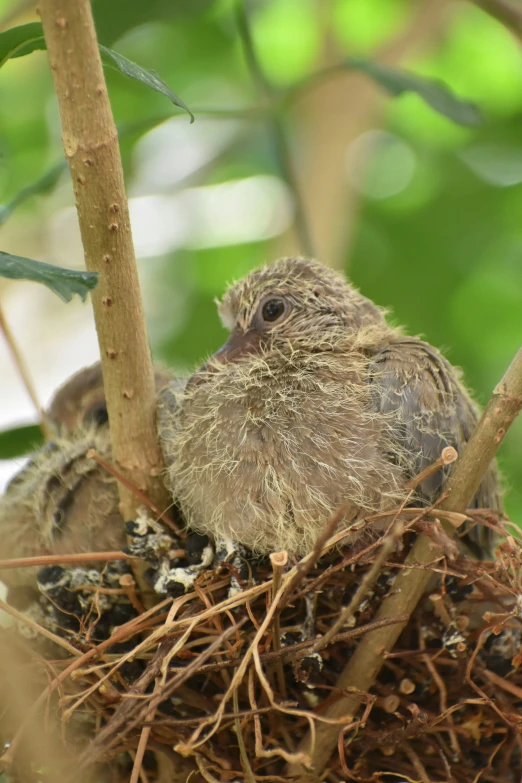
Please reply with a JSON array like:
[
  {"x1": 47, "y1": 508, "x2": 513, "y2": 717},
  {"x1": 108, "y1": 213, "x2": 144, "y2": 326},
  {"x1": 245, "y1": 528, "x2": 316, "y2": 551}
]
[{"x1": 368, "y1": 338, "x2": 501, "y2": 556}]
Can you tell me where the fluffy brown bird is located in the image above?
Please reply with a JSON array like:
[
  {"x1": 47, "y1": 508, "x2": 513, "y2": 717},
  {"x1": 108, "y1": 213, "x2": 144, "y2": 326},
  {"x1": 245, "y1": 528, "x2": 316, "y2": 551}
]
[
  {"x1": 0, "y1": 363, "x2": 172, "y2": 592},
  {"x1": 159, "y1": 258, "x2": 500, "y2": 558}
]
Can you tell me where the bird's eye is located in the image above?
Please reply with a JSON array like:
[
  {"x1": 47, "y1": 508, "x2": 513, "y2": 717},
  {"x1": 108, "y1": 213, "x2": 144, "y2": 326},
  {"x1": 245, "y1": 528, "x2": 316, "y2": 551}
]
[
  {"x1": 84, "y1": 403, "x2": 109, "y2": 427},
  {"x1": 261, "y1": 298, "x2": 286, "y2": 323}
]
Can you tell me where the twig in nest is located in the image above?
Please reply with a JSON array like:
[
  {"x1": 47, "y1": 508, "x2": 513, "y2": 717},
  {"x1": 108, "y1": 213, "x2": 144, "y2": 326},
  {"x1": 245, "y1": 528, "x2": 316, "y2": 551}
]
[
  {"x1": 414, "y1": 516, "x2": 460, "y2": 559},
  {"x1": 0, "y1": 597, "x2": 79, "y2": 657},
  {"x1": 29, "y1": 596, "x2": 177, "y2": 728},
  {"x1": 465, "y1": 625, "x2": 520, "y2": 730},
  {"x1": 482, "y1": 668, "x2": 522, "y2": 702},
  {"x1": 64, "y1": 592, "x2": 207, "y2": 721},
  {"x1": 186, "y1": 614, "x2": 409, "y2": 679},
  {"x1": 407, "y1": 445, "x2": 458, "y2": 489},
  {"x1": 129, "y1": 678, "x2": 161, "y2": 783},
  {"x1": 418, "y1": 619, "x2": 461, "y2": 762},
  {"x1": 289, "y1": 503, "x2": 444, "y2": 606},
  {"x1": 278, "y1": 505, "x2": 350, "y2": 611},
  {"x1": 175, "y1": 579, "x2": 294, "y2": 757},
  {"x1": 270, "y1": 550, "x2": 288, "y2": 698},
  {"x1": 233, "y1": 680, "x2": 256, "y2": 783},
  {"x1": 0, "y1": 549, "x2": 154, "y2": 571},
  {"x1": 337, "y1": 694, "x2": 376, "y2": 779},
  {"x1": 313, "y1": 521, "x2": 403, "y2": 654},
  {"x1": 248, "y1": 666, "x2": 311, "y2": 767},
  {"x1": 149, "y1": 702, "x2": 293, "y2": 729},
  {"x1": 119, "y1": 573, "x2": 146, "y2": 614},
  {"x1": 403, "y1": 740, "x2": 431, "y2": 783},
  {"x1": 82, "y1": 619, "x2": 247, "y2": 769}
]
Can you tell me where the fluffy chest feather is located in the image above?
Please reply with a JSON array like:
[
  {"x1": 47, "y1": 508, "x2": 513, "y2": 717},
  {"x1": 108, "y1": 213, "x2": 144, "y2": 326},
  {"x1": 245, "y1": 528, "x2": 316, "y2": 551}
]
[{"x1": 161, "y1": 352, "x2": 406, "y2": 554}]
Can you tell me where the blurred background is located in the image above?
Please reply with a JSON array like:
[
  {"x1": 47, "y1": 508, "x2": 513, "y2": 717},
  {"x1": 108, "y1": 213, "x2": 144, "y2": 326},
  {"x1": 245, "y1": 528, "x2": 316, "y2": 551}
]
[{"x1": 0, "y1": 0, "x2": 521, "y2": 521}]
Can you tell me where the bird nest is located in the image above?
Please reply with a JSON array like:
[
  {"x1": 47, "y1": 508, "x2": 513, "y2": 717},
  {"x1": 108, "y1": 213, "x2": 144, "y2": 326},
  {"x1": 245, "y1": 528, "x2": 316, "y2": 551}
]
[{"x1": 0, "y1": 506, "x2": 520, "y2": 783}]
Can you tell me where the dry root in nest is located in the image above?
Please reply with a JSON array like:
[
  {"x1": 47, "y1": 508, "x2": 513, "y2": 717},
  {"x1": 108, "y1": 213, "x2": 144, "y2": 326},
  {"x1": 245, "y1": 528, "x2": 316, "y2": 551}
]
[{"x1": 0, "y1": 507, "x2": 520, "y2": 783}]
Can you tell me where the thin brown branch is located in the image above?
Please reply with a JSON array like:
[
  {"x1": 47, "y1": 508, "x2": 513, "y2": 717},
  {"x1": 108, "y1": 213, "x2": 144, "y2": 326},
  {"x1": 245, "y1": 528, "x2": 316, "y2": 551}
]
[
  {"x1": 418, "y1": 620, "x2": 461, "y2": 761},
  {"x1": 180, "y1": 614, "x2": 409, "y2": 678},
  {"x1": 471, "y1": 0, "x2": 522, "y2": 42},
  {"x1": 403, "y1": 741, "x2": 431, "y2": 783},
  {"x1": 270, "y1": 551, "x2": 288, "y2": 698},
  {"x1": 38, "y1": 0, "x2": 170, "y2": 601},
  {"x1": 0, "y1": 301, "x2": 51, "y2": 438},
  {"x1": 0, "y1": 550, "x2": 136, "y2": 571},
  {"x1": 0, "y1": 596, "x2": 79, "y2": 656},
  {"x1": 80, "y1": 620, "x2": 245, "y2": 769},
  {"x1": 149, "y1": 702, "x2": 303, "y2": 729},
  {"x1": 278, "y1": 506, "x2": 349, "y2": 611},
  {"x1": 87, "y1": 449, "x2": 181, "y2": 533},
  {"x1": 289, "y1": 345, "x2": 522, "y2": 775},
  {"x1": 482, "y1": 667, "x2": 522, "y2": 702},
  {"x1": 129, "y1": 693, "x2": 156, "y2": 783},
  {"x1": 407, "y1": 446, "x2": 458, "y2": 490},
  {"x1": 233, "y1": 683, "x2": 257, "y2": 783}
]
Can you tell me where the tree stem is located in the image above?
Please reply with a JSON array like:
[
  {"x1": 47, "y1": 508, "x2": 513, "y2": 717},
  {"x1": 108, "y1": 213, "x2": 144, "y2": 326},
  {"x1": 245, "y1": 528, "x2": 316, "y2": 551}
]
[{"x1": 38, "y1": 0, "x2": 169, "y2": 599}]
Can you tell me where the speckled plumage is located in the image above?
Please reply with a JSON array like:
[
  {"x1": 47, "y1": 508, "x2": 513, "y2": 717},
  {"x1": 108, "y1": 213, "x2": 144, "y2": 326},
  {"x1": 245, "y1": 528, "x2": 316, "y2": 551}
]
[
  {"x1": 159, "y1": 258, "x2": 500, "y2": 558},
  {"x1": 0, "y1": 363, "x2": 172, "y2": 592},
  {"x1": 0, "y1": 425, "x2": 121, "y2": 590}
]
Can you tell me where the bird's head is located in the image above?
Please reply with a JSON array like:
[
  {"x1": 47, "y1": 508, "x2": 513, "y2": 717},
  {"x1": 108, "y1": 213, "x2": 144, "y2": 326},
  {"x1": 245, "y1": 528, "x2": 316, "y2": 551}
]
[
  {"x1": 209, "y1": 257, "x2": 389, "y2": 367},
  {"x1": 48, "y1": 363, "x2": 173, "y2": 433}
]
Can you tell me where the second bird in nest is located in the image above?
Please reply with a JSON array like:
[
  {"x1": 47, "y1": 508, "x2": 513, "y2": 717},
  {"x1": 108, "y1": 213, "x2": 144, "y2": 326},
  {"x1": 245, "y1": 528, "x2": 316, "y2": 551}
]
[
  {"x1": 158, "y1": 257, "x2": 500, "y2": 558},
  {"x1": 0, "y1": 364, "x2": 172, "y2": 594}
]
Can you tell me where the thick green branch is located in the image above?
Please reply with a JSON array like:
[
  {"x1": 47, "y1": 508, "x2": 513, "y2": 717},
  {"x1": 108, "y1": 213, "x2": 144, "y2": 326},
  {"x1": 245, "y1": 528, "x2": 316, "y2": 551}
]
[
  {"x1": 38, "y1": 0, "x2": 169, "y2": 596},
  {"x1": 290, "y1": 346, "x2": 522, "y2": 776}
]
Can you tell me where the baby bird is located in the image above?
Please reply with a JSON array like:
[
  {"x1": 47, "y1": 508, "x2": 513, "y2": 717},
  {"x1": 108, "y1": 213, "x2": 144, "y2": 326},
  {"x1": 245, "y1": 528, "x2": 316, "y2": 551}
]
[
  {"x1": 0, "y1": 363, "x2": 172, "y2": 593},
  {"x1": 159, "y1": 258, "x2": 500, "y2": 558}
]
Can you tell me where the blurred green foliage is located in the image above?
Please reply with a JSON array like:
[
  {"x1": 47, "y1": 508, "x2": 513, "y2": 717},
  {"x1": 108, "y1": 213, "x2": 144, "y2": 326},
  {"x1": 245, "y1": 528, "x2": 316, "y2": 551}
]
[{"x1": 0, "y1": 0, "x2": 520, "y2": 519}]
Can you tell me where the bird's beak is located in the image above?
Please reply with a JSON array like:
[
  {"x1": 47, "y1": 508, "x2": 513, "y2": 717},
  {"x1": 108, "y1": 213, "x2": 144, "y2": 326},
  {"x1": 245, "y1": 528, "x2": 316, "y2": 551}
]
[
  {"x1": 210, "y1": 329, "x2": 261, "y2": 366},
  {"x1": 187, "y1": 330, "x2": 261, "y2": 391}
]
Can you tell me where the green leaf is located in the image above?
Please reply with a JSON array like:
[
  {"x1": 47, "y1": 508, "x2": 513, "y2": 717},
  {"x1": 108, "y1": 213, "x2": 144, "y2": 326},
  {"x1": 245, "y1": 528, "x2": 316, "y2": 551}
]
[
  {"x1": 0, "y1": 252, "x2": 98, "y2": 302},
  {"x1": 0, "y1": 424, "x2": 43, "y2": 460},
  {"x1": 348, "y1": 58, "x2": 482, "y2": 127},
  {"x1": 0, "y1": 24, "x2": 193, "y2": 122},
  {"x1": 0, "y1": 161, "x2": 67, "y2": 226},
  {"x1": 100, "y1": 45, "x2": 194, "y2": 122},
  {"x1": 0, "y1": 22, "x2": 45, "y2": 67}
]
